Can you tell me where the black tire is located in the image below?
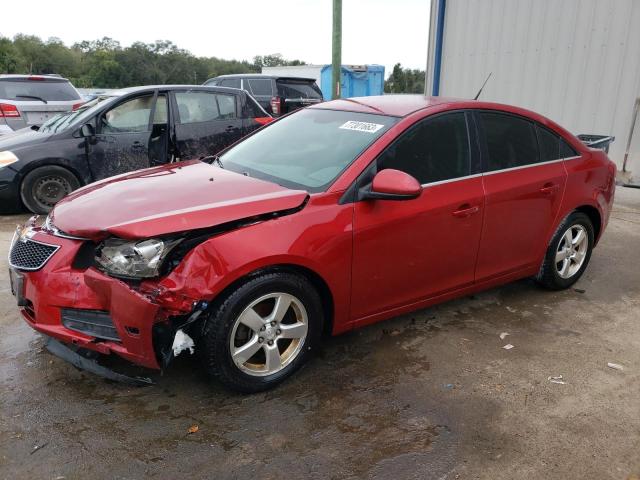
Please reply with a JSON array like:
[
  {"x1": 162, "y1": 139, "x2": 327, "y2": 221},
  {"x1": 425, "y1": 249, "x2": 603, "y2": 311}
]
[
  {"x1": 536, "y1": 211, "x2": 595, "y2": 290},
  {"x1": 200, "y1": 272, "x2": 324, "y2": 393},
  {"x1": 20, "y1": 165, "x2": 80, "y2": 214}
]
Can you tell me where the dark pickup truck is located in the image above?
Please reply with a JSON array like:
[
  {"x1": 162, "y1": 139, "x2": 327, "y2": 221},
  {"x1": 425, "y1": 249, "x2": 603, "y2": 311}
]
[{"x1": 0, "y1": 85, "x2": 271, "y2": 213}]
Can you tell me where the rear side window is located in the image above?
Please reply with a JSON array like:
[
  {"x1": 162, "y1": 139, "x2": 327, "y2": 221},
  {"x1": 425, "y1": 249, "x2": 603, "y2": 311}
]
[
  {"x1": 536, "y1": 126, "x2": 560, "y2": 162},
  {"x1": 560, "y1": 139, "x2": 578, "y2": 158},
  {"x1": 480, "y1": 112, "x2": 538, "y2": 171},
  {"x1": 0, "y1": 79, "x2": 80, "y2": 101},
  {"x1": 276, "y1": 80, "x2": 323, "y2": 99},
  {"x1": 247, "y1": 79, "x2": 273, "y2": 96},
  {"x1": 377, "y1": 112, "x2": 470, "y2": 184},
  {"x1": 174, "y1": 91, "x2": 236, "y2": 124},
  {"x1": 243, "y1": 95, "x2": 267, "y2": 118},
  {"x1": 219, "y1": 78, "x2": 241, "y2": 89}
]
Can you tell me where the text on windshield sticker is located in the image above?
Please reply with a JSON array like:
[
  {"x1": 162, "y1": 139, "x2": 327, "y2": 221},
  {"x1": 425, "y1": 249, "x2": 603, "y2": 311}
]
[{"x1": 339, "y1": 121, "x2": 384, "y2": 133}]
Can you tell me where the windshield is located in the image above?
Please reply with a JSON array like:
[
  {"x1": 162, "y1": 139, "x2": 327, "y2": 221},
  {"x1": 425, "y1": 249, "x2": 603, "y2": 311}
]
[
  {"x1": 0, "y1": 79, "x2": 80, "y2": 101},
  {"x1": 221, "y1": 108, "x2": 398, "y2": 192},
  {"x1": 39, "y1": 95, "x2": 118, "y2": 134}
]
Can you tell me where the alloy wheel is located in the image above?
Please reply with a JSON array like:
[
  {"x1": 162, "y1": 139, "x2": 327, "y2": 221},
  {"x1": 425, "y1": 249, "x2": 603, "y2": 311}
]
[
  {"x1": 555, "y1": 224, "x2": 588, "y2": 279},
  {"x1": 229, "y1": 292, "x2": 308, "y2": 376}
]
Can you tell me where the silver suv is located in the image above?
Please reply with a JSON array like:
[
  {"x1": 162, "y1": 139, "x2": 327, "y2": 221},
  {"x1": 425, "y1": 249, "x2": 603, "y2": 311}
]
[{"x1": 0, "y1": 75, "x2": 83, "y2": 136}]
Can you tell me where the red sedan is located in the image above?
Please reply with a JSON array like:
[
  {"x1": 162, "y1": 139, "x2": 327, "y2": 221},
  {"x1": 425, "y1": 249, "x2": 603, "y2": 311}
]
[{"x1": 9, "y1": 95, "x2": 616, "y2": 392}]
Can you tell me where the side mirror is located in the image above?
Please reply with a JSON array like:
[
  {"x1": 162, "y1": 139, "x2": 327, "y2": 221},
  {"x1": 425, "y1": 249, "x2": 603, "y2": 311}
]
[
  {"x1": 360, "y1": 169, "x2": 422, "y2": 201},
  {"x1": 79, "y1": 123, "x2": 95, "y2": 137}
]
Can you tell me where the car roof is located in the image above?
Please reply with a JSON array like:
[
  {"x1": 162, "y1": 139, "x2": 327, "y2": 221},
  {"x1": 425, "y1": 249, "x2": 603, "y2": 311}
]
[
  {"x1": 311, "y1": 94, "x2": 556, "y2": 121},
  {"x1": 210, "y1": 74, "x2": 316, "y2": 82},
  {"x1": 0, "y1": 74, "x2": 71, "y2": 82},
  {"x1": 114, "y1": 85, "x2": 245, "y2": 95}
]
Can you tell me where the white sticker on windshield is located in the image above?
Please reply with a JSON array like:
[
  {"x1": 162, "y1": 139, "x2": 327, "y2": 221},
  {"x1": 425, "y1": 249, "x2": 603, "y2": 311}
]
[{"x1": 339, "y1": 120, "x2": 384, "y2": 133}]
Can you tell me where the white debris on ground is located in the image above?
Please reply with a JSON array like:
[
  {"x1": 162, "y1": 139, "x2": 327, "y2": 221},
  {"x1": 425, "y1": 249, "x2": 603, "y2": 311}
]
[
  {"x1": 503, "y1": 344, "x2": 514, "y2": 350},
  {"x1": 548, "y1": 375, "x2": 567, "y2": 385},
  {"x1": 607, "y1": 362, "x2": 624, "y2": 371},
  {"x1": 499, "y1": 332, "x2": 509, "y2": 340},
  {"x1": 172, "y1": 329, "x2": 195, "y2": 356}
]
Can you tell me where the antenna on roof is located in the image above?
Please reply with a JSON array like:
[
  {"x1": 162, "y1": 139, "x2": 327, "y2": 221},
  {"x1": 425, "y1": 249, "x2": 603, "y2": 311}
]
[{"x1": 473, "y1": 72, "x2": 492, "y2": 100}]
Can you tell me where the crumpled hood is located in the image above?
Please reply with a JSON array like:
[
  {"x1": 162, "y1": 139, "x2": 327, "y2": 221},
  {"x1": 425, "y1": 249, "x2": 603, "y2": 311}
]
[{"x1": 52, "y1": 160, "x2": 308, "y2": 240}]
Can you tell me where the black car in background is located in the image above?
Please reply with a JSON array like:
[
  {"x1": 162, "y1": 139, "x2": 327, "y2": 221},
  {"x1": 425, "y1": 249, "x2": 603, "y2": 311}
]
[
  {"x1": 204, "y1": 74, "x2": 323, "y2": 117},
  {"x1": 0, "y1": 85, "x2": 271, "y2": 213}
]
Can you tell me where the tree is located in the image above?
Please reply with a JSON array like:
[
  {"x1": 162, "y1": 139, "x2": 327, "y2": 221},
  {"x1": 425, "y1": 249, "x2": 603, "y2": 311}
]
[
  {"x1": 384, "y1": 63, "x2": 425, "y2": 94},
  {"x1": 253, "y1": 53, "x2": 306, "y2": 70},
  {"x1": 0, "y1": 35, "x2": 308, "y2": 88}
]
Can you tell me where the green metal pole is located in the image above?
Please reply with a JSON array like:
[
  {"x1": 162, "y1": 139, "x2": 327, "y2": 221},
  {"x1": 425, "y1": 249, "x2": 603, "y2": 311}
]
[{"x1": 331, "y1": 0, "x2": 342, "y2": 99}]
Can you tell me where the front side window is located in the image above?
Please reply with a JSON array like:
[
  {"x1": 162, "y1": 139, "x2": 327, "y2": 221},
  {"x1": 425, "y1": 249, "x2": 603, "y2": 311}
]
[
  {"x1": 221, "y1": 109, "x2": 398, "y2": 192},
  {"x1": 247, "y1": 79, "x2": 273, "y2": 96},
  {"x1": 377, "y1": 112, "x2": 470, "y2": 184},
  {"x1": 100, "y1": 95, "x2": 153, "y2": 133},
  {"x1": 480, "y1": 112, "x2": 538, "y2": 171}
]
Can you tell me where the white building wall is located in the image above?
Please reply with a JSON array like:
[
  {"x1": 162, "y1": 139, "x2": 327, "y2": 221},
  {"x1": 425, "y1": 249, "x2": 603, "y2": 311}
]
[{"x1": 427, "y1": 0, "x2": 640, "y2": 180}]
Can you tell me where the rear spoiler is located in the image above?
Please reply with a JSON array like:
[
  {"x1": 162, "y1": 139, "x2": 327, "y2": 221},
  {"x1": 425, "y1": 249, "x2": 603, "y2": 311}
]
[{"x1": 577, "y1": 134, "x2": 615, "y2": 153}]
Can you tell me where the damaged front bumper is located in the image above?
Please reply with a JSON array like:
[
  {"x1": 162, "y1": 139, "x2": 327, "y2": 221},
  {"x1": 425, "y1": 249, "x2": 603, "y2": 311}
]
[{"x1": 10, "y1": 229, "x2": 202, "y2": 373}]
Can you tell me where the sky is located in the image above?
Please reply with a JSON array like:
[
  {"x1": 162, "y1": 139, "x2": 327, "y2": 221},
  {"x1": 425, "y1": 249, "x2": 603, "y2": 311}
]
[{"x1": 1, "y1": 0, "x2": 431, "y2": 76}]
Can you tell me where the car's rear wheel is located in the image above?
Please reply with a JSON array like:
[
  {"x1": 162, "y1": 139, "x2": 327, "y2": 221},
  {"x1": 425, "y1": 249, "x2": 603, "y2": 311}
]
[
  {"x1": 20, "y1": 165, "x2": 80, "y2": 214},
  {"x1": 200, "y1": 272, "x2": 323, "y2": 393},
  {"x1": 536, "y1": 211, "x2": 594, "y2": 290}
]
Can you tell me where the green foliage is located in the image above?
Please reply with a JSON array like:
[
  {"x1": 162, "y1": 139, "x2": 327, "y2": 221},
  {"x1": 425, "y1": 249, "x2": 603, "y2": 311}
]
[
  {"x1": 384, "y1": 63, "x2": 425, "y2": 94},
  {"x1": 252, "y1": 53, "x2": 306, "y2": 69},
  {"x1": 0, "y1": 35, "x2": 308, "y2": 88}
]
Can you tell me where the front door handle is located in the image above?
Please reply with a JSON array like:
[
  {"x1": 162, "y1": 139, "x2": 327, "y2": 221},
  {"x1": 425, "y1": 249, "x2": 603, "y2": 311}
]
[
  {"x1": 452, "y1": 204, "x2": 480, "y2": 218},
  {"x1": 540, "y1": 183, "x2": 559, "y2": 195}
]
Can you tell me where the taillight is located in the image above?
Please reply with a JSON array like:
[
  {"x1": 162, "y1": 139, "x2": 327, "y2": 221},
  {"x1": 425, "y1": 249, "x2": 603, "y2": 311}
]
[
  {"x1": 0, "y1": 103, "x2": 20, "y2": 118},
  {"x1": 254, "y1": 116, "x2": 273, "y2": 126},
  {"x1": 270, "y1": 96, "x2": 283, "y2": 116},
  {"x1": 27, "y1": 76, "x2": 45, "y2": 81},
  {"x1": 72, "y1": 102, "x2": 85, "y2": 111}
]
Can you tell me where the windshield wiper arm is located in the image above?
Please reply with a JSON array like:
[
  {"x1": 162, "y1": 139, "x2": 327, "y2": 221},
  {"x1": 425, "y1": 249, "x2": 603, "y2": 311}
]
[
  {"x1": 201, "y1": 154, "x2": 224, "y2": 169},
  {"x1": 16, "y1": 95, "x2": 48, "y2": 104}
]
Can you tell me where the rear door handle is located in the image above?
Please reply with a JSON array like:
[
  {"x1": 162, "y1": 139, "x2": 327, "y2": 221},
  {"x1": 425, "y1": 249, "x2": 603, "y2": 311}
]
[
  {"x1": 540, "y1": 183, "x2": 559, "y2": 195},
  {"x1": 452, "y1": 204, "x2": 480, "y2": 218}
]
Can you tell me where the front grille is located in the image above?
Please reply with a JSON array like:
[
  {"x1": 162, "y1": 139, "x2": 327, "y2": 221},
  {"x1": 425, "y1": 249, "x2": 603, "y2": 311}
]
[
  {"x1": 61, "y1": 309, "x2": 121, "y2": 342},
  {"x1": 9, "y1": 238, "x2": 59, "y2": 271}
]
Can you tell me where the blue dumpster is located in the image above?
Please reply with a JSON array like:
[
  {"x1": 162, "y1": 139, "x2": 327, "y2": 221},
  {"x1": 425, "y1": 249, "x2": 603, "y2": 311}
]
[{"x1": 320, "y1": 65, "x2": 385, "y2": 99}]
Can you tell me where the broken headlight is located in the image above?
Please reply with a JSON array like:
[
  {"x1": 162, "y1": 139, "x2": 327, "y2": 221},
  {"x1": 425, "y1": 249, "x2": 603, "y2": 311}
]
[{"x1": 95, "y1": 237, "x2": 182, "y2": 279}]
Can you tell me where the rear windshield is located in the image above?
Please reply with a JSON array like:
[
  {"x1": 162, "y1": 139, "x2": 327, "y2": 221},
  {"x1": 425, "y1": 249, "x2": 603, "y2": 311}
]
[
  {"x1": 276, "y1": 80, "x2": 323, "y2": 99},
  {"x1": 221, "y1": 108, "x2": 398, "y2": 192},
  {"x1": 0, "y1": 79, "x2": 80, "y2": 101}
]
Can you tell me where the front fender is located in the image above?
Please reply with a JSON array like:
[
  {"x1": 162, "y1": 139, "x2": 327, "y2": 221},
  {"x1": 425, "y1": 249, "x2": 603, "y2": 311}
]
[{"x1": 141, "y1": 193, "x2": 354, "y2": 333}]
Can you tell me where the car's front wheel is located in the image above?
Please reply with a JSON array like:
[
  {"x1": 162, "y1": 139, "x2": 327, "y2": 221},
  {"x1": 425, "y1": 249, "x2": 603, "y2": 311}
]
[
  {"x1": 20, "y1": 165, "x2": 80, "y2": 214},
  {"x1": 200, "y1": 272, "x2": 324, "y2": 393},
  {"x1": 536, "y1": 211, "x2": 595, "y2": 290}
]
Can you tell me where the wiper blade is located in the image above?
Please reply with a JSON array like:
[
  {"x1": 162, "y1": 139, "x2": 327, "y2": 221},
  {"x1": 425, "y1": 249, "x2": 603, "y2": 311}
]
[{"x1": 15, "y1": 95, "x2": 48, "y2": 104}]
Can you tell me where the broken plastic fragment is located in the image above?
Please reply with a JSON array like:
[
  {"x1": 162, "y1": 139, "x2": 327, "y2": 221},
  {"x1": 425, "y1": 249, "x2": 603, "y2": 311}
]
[
  {"x1": 607, "y1": 362, "x2": 624, "y2": 371},
  {"x1": 499, "y1": 332, "x2": 509, "y2": 340},
  {"x1": 548, "y1": 375, "x2": 567, "y2": 385},
  {"x1": 503, "y1": 344, "x2": 514, "y2": 350},
  {"x1": 172, "y1": 330, "x2": 195, "y2": 357}
]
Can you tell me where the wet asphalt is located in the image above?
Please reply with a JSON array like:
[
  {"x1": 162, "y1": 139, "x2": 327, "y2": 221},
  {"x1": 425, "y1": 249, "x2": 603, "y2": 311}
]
[{"x1": 1, "y1": 188, "x2": 639, "y2": 480}]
